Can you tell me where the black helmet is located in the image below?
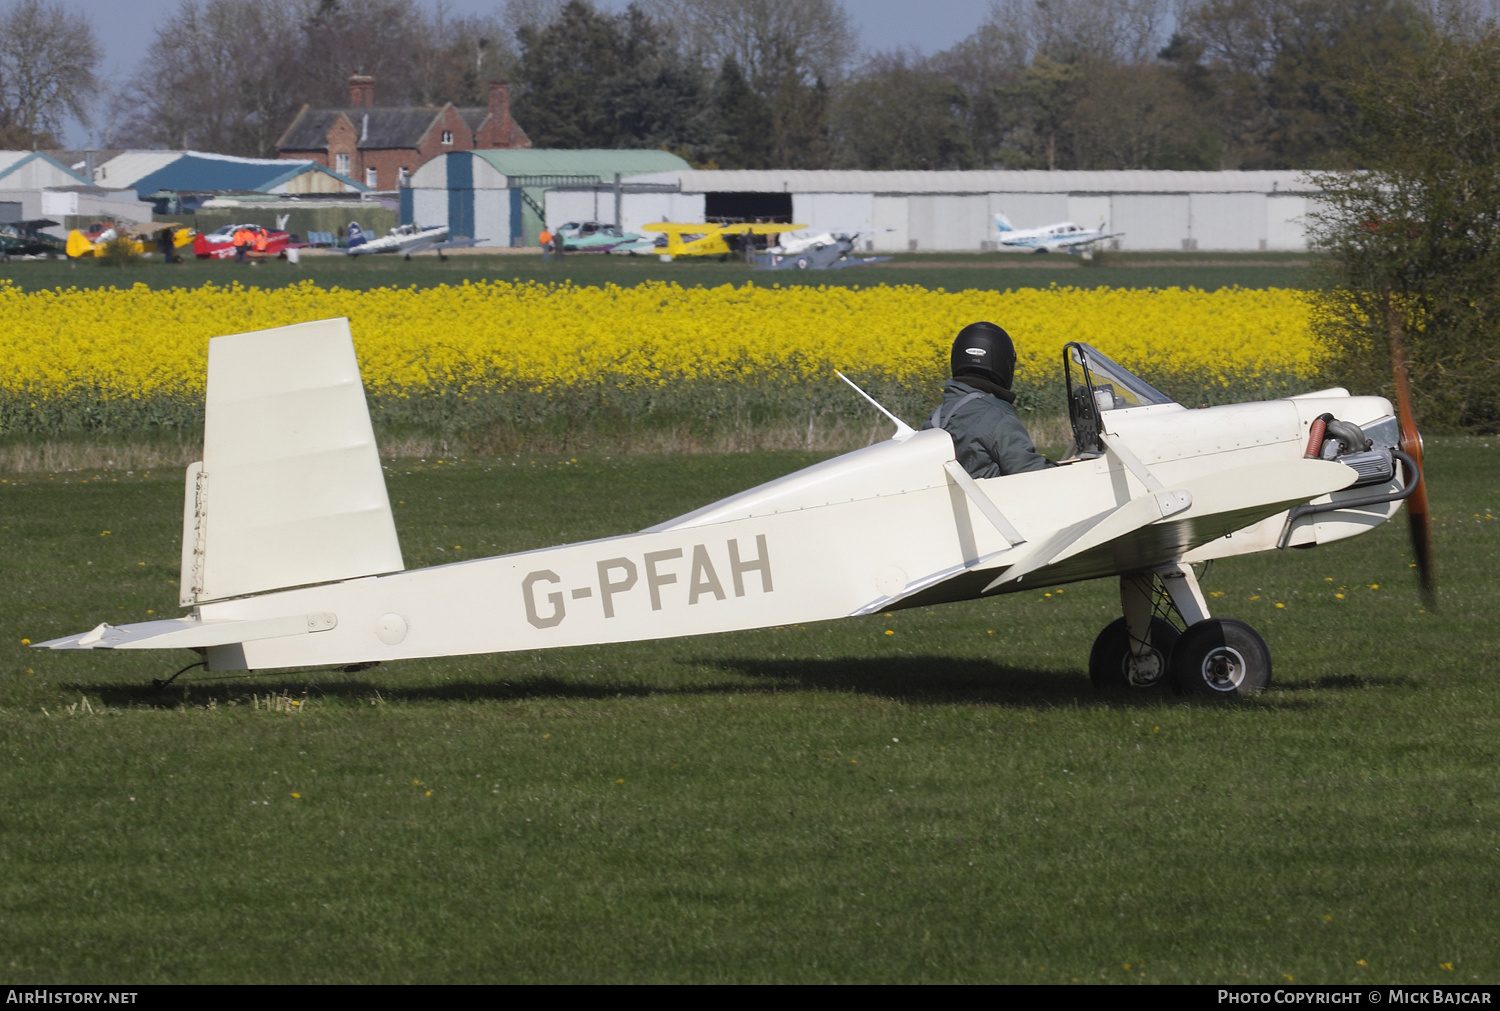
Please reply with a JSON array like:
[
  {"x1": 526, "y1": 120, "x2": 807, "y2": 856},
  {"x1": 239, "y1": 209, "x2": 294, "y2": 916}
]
[{"x1": 950, "y1": 321, "x2": 1016, "y2": 389}]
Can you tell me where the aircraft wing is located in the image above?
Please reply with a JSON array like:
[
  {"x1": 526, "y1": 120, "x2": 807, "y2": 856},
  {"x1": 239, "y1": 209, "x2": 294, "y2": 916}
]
[
  {"x1": 432, "y1": 237, "x2": 481, "y2": 251},
  {"x1": 1041, "y1": 231, "x2": 1122, "y2": 251},
  {"x1": 867, "y1": 457, "x2": 1361, "y2": 612},
  {"x1": 718, "y1": 223, "x2": 807, "y2": 235},
  {"x1": 641, "y1": 223, "x2": 710, "y2": 235},
  {"x1": 983, "y1": 458, "x2": 1357, "y2": 588},
  {"x1": 119, "y1": 221, "x2": 178, "y2": 238}
]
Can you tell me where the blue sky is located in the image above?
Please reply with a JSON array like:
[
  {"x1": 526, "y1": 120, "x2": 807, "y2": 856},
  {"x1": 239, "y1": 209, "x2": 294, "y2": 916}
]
[{"x1": 57, "y1": 0, "x2": 994, "y2": 147}]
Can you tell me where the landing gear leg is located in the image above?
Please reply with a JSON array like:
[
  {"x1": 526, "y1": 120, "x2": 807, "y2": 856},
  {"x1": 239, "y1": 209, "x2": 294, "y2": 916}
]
[{"x1": 1088, "y1": 573, "x2": 1179, "y2": 692}]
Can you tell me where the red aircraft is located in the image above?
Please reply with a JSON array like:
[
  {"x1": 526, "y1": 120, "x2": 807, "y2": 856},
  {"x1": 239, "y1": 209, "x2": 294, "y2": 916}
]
[{"x1": 192, "y1": 223, "x2": 294, "y2": 260}]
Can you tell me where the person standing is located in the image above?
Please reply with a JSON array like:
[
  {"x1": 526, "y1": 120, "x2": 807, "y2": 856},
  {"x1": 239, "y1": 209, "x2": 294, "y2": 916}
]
[
  {"x1": 538, "y1": 227, "x2": 552, "y2": 262},
  {"x1": 232, "y1": 226, "x2": 248, "y2": 264},
  {"x1": 157, "y1": 226, "x2": 177, "y2": 264}
]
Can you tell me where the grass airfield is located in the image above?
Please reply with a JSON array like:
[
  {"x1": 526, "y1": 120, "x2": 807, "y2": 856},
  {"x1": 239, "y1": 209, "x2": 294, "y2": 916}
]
[
  {"x1": 2, "y1": 439, "x2": 1497, "y2": 983},
  {"x1": 0, "y1": 247, "x2": 1317, "y2": 293}
]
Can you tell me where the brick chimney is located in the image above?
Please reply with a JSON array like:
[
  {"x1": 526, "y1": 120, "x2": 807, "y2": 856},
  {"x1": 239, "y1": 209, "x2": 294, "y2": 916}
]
[
  {"x1": 349, "y1": 75, "x2": 375, "y2": 108},
  {"x1": 486, "y1": 80, "x2": 525, "y2": 148},
  {"x1": 488, "y1": 81, "x2": 510, "y2": 118}
]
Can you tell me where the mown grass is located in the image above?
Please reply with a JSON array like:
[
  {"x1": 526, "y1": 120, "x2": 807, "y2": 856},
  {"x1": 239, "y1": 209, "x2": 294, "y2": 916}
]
[
  {"x1": 0, "y1": 248, "x2": 1317, "y2": 293},
  {"x1": 1, "y1": 440, "x2": 1496, "y2": 983}
]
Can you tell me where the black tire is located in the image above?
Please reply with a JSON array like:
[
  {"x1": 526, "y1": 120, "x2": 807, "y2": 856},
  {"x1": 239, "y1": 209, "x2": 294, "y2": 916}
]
[
  {"x1": 1089, "y1": 617, "x2": 1180, "y2": 693},
  {"x1": 1168, "y1": 619, "x2": 1272, "y2": 700}
]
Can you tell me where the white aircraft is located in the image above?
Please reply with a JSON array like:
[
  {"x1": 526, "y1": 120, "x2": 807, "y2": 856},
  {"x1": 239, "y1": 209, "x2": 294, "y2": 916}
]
[
  {"x1": 995, "y1": 213, "x2": 1122, "y2": 254},
  {"x1": 346, "y1": 222, "x2": 481, "y2": 260},
  {"x1": 769, "y1": 228, "x2": 889, "y2": 256},
  {"x1": 34, "y1": 318, "x2": 1433, "y2": 701}
]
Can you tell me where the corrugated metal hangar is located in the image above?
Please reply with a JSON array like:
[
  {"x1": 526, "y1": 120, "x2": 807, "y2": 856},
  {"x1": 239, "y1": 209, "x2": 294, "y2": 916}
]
[
  {"x1": 0, "y1": 151, "x2": 153, "y2": 235},
  {"x1": 405, "y1": 149, "x2": 692, "y2": 246},
  {"x1": 543, "y1": 169, "x2": 1318, "y2": 253}
]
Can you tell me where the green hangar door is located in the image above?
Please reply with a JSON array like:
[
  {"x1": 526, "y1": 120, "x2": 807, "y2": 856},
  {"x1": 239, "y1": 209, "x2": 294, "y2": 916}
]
[{"x1": 446, "y1": 153, "x2": 475, "y2": 240}]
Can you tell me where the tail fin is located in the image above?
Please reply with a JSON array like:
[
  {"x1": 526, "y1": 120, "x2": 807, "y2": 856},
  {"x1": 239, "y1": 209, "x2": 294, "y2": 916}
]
[
  {"x1": 180, "y1": 317, "x2": 404, "y2": 605},
  {"x1": 994, "y1": 212, "x2": 1014, "y2": 233}
]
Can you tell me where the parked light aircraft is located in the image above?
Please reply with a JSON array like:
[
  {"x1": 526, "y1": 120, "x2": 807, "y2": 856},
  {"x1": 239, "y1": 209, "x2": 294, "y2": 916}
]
[
  {"x1": 553, "y1": 220, "x2": 653, "y2": 254},
  {"x1": 642, "y1": 221, "x2": 806, "y2": 260},
  {"x1": 189, "y1": 223, "x2": 292, "y2": 260},
  {"x1": 345, "y1": 222, "x2": 480, "y2": 260},
  {"x1": 35, "y1": 317, "x2": 1435, "y2": 700},
  {"x1": 0, "y1": 218, "x2": 66, "y2": 259},
  {"x1": 995, "y1": 213, "x2": 1122, "y2": 254},
  {"x1": 66, "y1": 221, "x2": 194, "y2": 259},
  {"x1": 757, "y1": 232, "x2": 892, "y2": 271}
]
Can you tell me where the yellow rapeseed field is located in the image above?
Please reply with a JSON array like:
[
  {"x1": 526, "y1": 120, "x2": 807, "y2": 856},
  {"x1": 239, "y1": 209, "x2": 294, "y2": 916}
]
[{"x1": 0, "y1": 279, "x2": 1318, "y2": 401}]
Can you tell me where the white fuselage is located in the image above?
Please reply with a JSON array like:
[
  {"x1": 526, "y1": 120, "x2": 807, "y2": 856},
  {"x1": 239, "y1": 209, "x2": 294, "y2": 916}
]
[
  {"x1": 348, "y1": 224, "x2": 447, "y2": 255},
  {"x1": 187, "y1": 392, "x2": 1397, "y2": 671}
]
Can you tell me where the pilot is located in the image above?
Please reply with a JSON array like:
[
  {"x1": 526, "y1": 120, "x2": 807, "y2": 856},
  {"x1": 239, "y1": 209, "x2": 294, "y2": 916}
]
[{"x1": 923, "y1": 321, "x2": 1055, "y2": 478}]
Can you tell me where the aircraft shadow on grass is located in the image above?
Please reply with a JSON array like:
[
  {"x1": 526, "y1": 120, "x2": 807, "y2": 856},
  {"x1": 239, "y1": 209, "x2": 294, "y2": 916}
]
[{"x1": 64, "y1": 655, "x2": 1393, "y2": 711}]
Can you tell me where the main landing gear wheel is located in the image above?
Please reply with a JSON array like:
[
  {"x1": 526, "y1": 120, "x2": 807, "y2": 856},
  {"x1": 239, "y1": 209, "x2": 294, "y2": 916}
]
[
  {"x1": 1089, "y1": 617, "x2": 1180, "y2": 693},
  {"x1": 1168, "y1": 619, "x2": 1271, "y2": 701}
]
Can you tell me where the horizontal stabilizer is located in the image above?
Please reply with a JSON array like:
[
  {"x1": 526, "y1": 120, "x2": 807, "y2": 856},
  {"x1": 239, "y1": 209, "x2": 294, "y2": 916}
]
[{"x1": 34, "y1": 612, "x2": 337, "y2": 651}]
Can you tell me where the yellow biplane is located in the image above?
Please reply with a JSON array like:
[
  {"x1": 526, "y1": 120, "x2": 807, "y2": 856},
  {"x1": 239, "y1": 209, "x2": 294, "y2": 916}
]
[
  {"x1": 641, "y1": 221, "x2": 805, "y2": 260},
  {"x1": 66, "y1": 221, "x2": 195, "y2": 258}
]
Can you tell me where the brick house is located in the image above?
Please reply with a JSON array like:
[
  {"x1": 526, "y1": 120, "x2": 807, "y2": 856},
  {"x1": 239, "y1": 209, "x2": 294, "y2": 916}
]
[{"x1": 276, "y1": 76, "x2": 530, "y2": 191}]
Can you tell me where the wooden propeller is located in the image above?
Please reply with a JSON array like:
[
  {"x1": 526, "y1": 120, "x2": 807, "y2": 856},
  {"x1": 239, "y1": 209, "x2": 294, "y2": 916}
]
[{"x1": 1385, "y1": 292, "x2": 1437, "y2": 608}]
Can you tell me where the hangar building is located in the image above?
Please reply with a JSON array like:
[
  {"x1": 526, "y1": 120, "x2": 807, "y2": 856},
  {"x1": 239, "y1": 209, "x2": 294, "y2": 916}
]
[
  {"x1": 542, "y1": 169, "x2": 1319, "y2": 253},
  {"x1": 404, "y1": 149, "x2": 693, "y2": 246},
  {"x1": 0, "y1": 151, "x2": 153, "y2": 236},
  {"x1": 93, "y1": 150, "x2": 365, "y2": 213}
]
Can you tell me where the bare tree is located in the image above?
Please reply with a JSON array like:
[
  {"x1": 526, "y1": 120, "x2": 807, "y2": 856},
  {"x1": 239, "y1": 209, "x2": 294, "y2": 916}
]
[
  {"x1": 113, "y1": 0, "x2": 304, "y2": 156},
  {"x1": 408, "y1": 8, "x2": 516, "y2": 107},
  {"x1": 0, "y1": 0, "x2": 99, "y2": 148},
  {"x1": 641, "y1": 0, "x2": 855, "y2": 89},
  {"x1": 983, "y1": 0, "x2": 1174, "y2": 66}
]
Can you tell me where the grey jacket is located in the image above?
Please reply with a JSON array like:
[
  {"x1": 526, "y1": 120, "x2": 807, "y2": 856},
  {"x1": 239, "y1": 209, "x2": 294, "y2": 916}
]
[{"x1": 922, "y1": 379, "x2": 1055, "y2": 478}]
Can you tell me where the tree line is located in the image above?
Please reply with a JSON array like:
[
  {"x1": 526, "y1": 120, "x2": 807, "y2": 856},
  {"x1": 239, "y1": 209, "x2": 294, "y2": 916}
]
[{"x1": 2, "y1": 0, "x2": 1493, "y2": 171}]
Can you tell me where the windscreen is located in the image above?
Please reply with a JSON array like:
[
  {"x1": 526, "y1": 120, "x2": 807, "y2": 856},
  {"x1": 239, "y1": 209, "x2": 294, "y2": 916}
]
[{"x1": 1070, "y1": 344, "x2": 1176, "y2": 411}]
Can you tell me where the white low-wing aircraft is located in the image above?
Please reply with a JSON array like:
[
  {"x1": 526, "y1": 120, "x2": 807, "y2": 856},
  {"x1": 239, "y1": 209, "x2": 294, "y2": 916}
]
[
  {"x1": 346, "y1": 222, "x2": 481, "y2": 260},
  {"x1": 35, "y1": 318, "x2": 1433, "y2": 700},
  {"x1": 995, "y1": 213, "x2": 1123, "y2": 254}
]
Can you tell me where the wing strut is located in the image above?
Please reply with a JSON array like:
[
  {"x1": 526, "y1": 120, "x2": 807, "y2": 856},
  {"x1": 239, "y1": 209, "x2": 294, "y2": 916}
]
[{"x1": 942, "y1": 460, "x2": 1026, "y2": 547}]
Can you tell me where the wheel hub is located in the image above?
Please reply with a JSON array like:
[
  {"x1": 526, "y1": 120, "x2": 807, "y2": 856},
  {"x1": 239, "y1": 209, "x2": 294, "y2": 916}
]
[
  {"x1": 1123, "y1": 649, "x2": 1164, "y2": 688},
  {"x1": 1200, "y1": 646, "x2": 1248, "y2": 692}
]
